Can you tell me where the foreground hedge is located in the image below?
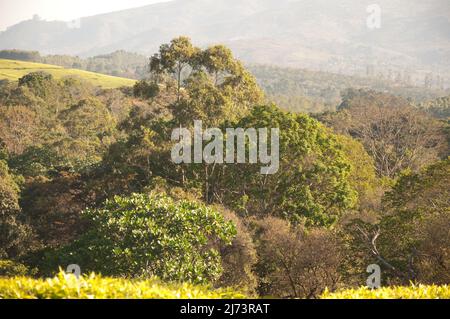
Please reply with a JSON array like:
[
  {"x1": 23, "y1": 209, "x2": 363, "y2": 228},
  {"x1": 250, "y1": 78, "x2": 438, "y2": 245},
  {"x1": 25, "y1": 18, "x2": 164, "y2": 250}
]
[
  {"x1": 322, "y1": 285, "x2": 450, "y2": 299},
  {"x1": 0, "y1": 272, "x2": 246, "y2": 299}
]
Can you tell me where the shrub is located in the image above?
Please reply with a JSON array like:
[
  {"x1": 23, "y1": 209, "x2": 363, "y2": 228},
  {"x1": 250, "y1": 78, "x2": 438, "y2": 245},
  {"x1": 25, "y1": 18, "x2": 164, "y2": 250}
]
[
  {"x1": 133, "y1": 80, "x2": 159, "y2": 99},
  {"x1": 0, "y1": 159, "x2": 34, "y2": 259},
  {"x1": 0, "y1": 271, "x2": 245, "y2": 299},
  {"x1": 0, "y1": 260, "x2": 31, "y2": 277},
  {"x1": 251, "y1": 217, "x2": 342, "y2": 299},
  {"x1": 43, "y1": 193, "x2": 237, "y2": 284},
  {"x1": 379, "y1": 159, "x2": 450, "y2": 284},
  {"x1": 215, "y1": 207, "x2": 258, "y2": 294},
  {"x1": 322, "y1": 285, "x2": 450, "y2": 299}
]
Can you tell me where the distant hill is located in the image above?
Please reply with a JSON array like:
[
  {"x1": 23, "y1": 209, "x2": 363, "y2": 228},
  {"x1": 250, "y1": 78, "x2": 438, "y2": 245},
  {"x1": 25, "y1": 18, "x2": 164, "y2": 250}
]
[
  {"x1": 0, "y1": 0, "x2": 449, "y2": 80},
  {"x1": 0, "y1": 59, "x2": 136, "y2": 89}
]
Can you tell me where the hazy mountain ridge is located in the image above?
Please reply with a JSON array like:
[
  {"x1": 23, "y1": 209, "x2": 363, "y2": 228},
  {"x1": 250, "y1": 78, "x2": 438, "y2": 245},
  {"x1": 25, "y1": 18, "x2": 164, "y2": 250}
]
[{"x1": 1, "y1": 0, "x2": 449, "y2": 77}]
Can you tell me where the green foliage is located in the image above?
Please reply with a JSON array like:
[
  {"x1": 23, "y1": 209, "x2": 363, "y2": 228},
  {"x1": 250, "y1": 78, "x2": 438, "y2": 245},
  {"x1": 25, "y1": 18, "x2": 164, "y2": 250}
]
[
  {"x1": 322, "y1": 285, "x2": 450, "y2": 299},
  {"x1": 0, "y1": 50, "x2": 41, "y2": 62},
  {"x1": 0, "y1": 271, "x2": 245, "y2": 299},
  {"x1": 45, "y1": 193, "x2": 237, "y2": 284},
  {"x1": 18, "y1": 71, "x2": 58, "y2": 100},
  {"x1": 378, "y1": 159, "x2": 450, "y2": 284},
  {"x1": 18, "y1": 71, "x2": 53, "y2": 88},
  {"x1": 9, "y1": 146, "x2": 64, "y2": 178},
  {"x1": 117, "y1": 103, "x2": 358, "y2": 228},
  {"x1": 150, "y1": 37, "x2": 263, "y2": 124},
  {"x1": 0, "y1": 159, "x2": 33, "y2": 259},
  {"x1": 0, "y1": 259, "x2": 32, "y2": 277},
  {"x1": 217, "y1": 104, "x2": 357, "y2": 227},
  {"x1": 0, "y1": 75, "x2": 128, "y2": 172},
  {"x1": 63, "y1": 98, "x2": 113, "y2": 134},
  {"x1": 336, "y1": 135, "x2": 381, "y2": 209},
  {"x1": 419, "y1": 95, "x2": 450, "y2": 120},
  {"x1": 133, "y1": 80, "x2": 159, "y2": 99},
  {"x1": 19, "y1": 171, "x2": 88, "y2": 248},
  {"x1": 1, "y1": 40, "x2": 448, "y2": 297}
]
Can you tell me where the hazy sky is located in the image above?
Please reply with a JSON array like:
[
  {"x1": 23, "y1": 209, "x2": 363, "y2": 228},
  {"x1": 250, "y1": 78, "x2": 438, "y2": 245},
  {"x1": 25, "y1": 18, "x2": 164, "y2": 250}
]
[{"x1": 0, "y1": 0, "x2": 170, "y2": 31}]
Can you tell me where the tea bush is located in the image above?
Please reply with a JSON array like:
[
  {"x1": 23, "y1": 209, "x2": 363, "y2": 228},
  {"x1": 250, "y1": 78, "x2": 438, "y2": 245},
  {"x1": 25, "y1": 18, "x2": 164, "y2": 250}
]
[
  {"x1": 0, "y1": 271, "x2": 246, "y2": 299},
  {"x1": 322, "y1": 285, "x2": 450, "y2": 299}
]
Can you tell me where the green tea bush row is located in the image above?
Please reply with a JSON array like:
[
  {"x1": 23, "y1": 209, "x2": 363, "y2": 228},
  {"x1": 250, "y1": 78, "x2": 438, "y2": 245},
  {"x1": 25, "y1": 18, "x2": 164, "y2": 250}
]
[
  {"x1": 0, "y1": 271, "x2": 246, "y2": 299},
  {"x1": 322, "y1": 285, "x2": 450, "y2": 299}
]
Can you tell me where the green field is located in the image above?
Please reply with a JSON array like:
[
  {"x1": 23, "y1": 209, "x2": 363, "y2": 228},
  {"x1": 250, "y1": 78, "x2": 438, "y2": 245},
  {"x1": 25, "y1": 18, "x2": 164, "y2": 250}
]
[{"x1": 0, "y1": 59, "x2": 136, "y2": 89}]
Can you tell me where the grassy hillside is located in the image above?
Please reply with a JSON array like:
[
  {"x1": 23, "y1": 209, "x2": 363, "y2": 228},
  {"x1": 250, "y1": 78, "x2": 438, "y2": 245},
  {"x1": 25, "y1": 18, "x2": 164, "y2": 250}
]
[{"x1": 0, "y1": 59, "x2": 136, "y2": 89}]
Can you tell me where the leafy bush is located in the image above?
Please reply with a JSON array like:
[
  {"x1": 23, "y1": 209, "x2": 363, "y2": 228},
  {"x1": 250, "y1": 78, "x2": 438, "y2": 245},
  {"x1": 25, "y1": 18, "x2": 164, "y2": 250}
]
[
  {"x1": 0, "y1": 159, "x2": 34, "y2": 259},
  {"x1": 44, "y1": 193, "x2": 237, "y2": 284},
  {"x1": 0, "y1": 260, "x2": 32, "y2": 277},
  {"x1": 322, "y1": 285, "x2": 450, "y2": 299},
  {"x1": 379, "y1": 159, "x2": 450, "y2": 284},
  {"x1": 0, "y1": 271, "x2": 245, "y2": 299},
  {"x1": 133, "y1": 80, "x2": 159, "y2": 99},
  {"x1": 251, "y1": 217, "x2": 341, "y2": 298}
]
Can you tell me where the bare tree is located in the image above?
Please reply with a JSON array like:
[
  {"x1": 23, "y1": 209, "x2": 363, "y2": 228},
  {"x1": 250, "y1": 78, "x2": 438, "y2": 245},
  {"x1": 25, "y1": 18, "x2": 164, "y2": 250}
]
[{"x1": 320, "y1": 90, "x2": 448, "y2": 177}]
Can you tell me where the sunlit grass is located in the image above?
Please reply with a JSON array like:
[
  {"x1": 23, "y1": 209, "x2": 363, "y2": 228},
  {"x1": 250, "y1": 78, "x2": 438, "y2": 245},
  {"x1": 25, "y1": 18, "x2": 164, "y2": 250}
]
[{"x1": 0, "y1": 59, "x2": 136, "y2": 89}]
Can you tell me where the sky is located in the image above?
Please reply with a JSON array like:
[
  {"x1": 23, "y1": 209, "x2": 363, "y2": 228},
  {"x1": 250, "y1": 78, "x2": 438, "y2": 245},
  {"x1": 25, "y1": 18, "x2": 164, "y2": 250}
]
[{"x1": 0, "y1": 0, "x2": 170, "y2": 31}]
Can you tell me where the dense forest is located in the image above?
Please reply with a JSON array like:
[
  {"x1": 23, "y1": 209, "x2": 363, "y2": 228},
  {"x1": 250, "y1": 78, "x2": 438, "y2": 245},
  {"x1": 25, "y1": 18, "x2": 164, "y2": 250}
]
[{"x1": 0, "y1": 38, "x2": 449, "y2": 298}]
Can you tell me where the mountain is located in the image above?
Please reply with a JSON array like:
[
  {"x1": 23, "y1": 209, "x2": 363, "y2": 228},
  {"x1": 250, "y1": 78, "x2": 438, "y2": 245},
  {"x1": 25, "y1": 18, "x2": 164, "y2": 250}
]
[{"x1": 1, "y1": 0, "x2": 449, "y2": 76}]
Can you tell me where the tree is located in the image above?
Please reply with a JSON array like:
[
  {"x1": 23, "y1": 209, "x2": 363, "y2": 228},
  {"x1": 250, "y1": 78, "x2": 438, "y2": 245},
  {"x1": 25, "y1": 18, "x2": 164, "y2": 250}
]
[
  {"x1": 419, "y1": 95, "x2": 450, "y2": 120},
  {"x1": 215, "y1": 206, "x2": 258, "y2": 293},
  {"x1": 44, "y1": 193, "x2": 236, "y2": 283},
  {"x1": 346, "y1": 159, "x2": 449, "y2": 285},
  {"x1": 212, "y1": 104, "x2": 357, "y2": 227},
  {"x1": 252, "y1": 217, "x2": 342, "y2": 298},
  {"x1": 150, "y1": 36, "x2": 200, "y2": 100},
  {"x1": 149, "y1": 38, "x2": 263, "y2": 125},
  {"x1": 0, "y1": 105, "x2": 42, "y2": 155},
  {"x1": 200, "y1": 45, "x2": 238, "y2": 86},
  {"x1": 0, "y1": 158, "x2": 33, "y2": 259},
  {"x1": 336, "y1": 134, "x2": 383, "y2": 211},
  {"x1": 320, "y1": 89, "x2": 448, "y2": 177},
  {"x1": 18, "y1": 72, "x2": 57, "y2": 100},
  {"x1": 133, "y1": 80, "x2": 159, "y2": 100},
  {"x1": 171, "y1": 71, "x2": 231, "y2": 126},
  {"x1": 379, "y1": 159, "x2": 449, "y2": 284},
  {"x1": 20, "y1": 171, "x2": 89, "y2": 248},
  {"x1": 58, "y1": 97, "x2": 117, "y2": 167},
  {"x1": 0, "y1": 50, "x2": 41, "y2": 62}
]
